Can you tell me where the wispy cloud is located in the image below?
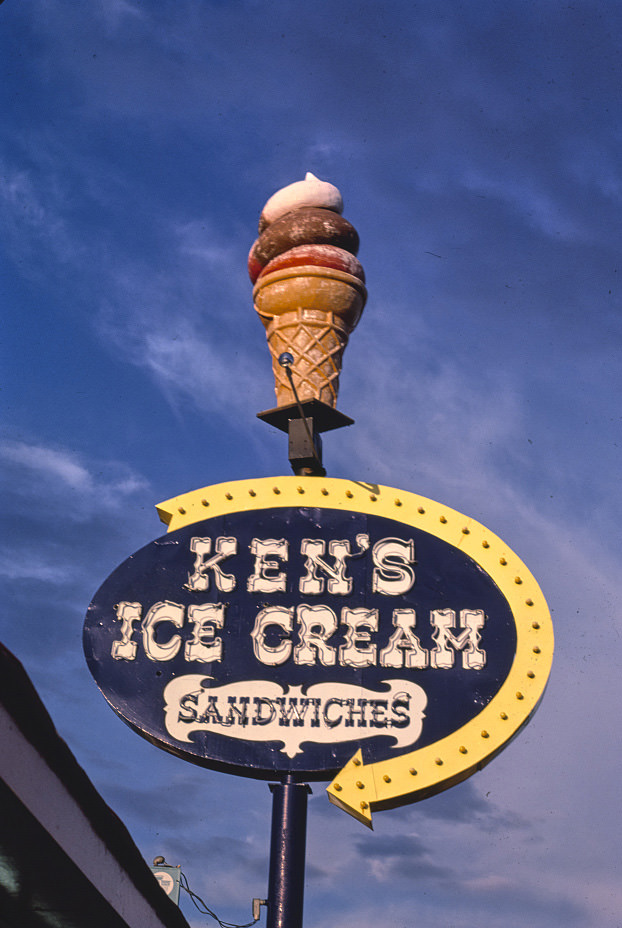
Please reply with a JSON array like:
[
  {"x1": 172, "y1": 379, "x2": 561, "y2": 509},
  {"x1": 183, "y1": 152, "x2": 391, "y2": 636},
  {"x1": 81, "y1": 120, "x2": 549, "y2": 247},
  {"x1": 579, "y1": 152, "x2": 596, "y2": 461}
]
[
  {"x1": 355, "y1": 833, "x2": 453, "y2": 882},
  {"x1": 0, "y1": 439, "x2": 148, "y2": 513},
  {"x1": 2, "y1": 441, "x2": 97, "y2": 492},
  {"x1": 0, "y1": 438, "x2": 151, "y2": 611},
  {"x1": 96, "y1": 249, "x2": 270, "y2": 419},
  {"x1": 461, "y1": 169, "x2": 583, "y2": 241},
  {"x1": 0, "y1": 161, "x2": 80, "y2": 270},
  {"x1": 0, "y1": 553, "x2": 73, "y2": 584}
]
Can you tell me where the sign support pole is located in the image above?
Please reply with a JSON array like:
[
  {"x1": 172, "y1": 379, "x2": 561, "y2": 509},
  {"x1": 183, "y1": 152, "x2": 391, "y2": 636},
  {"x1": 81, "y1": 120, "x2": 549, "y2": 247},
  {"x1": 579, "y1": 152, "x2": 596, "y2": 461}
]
[{"x1": 267, "y1": 776, "x2": 311, "y2": 928}]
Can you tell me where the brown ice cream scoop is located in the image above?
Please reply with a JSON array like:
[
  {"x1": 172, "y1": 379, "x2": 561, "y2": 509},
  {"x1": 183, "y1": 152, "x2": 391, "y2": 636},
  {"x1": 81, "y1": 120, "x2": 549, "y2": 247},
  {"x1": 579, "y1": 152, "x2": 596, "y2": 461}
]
[{"x1": 248, "y1": 208, "x2": 359, "y2": 283}]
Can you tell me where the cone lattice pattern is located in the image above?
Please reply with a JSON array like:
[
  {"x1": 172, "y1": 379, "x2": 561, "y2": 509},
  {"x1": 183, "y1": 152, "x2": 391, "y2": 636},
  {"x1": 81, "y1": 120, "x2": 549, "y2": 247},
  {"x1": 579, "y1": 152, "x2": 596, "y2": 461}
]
[{"x1": 264, "y1": 310, "x2": 350, "y2": 407}]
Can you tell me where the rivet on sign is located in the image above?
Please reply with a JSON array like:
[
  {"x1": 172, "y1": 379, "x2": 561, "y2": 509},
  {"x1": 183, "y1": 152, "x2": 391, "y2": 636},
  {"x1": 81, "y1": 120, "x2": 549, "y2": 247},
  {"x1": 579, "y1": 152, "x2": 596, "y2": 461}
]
[
  {"x1": 395, "y1": 499, "x2": 402, "y2": 507},
  {"x1": 526, "y1": 598, "x2": 534, "y2": 606},
  {"x1": 499, "y1": 557, "x2": 507, "y2": 565},
  {"x1": 516, "y1": 692, "x2": 524, "y2": 700},
  {"x1": 360, "y1": 801, "x2": 369, "y2": 810},
  {"x1": 500, "y1": 712, "x2": 508, "y2": 720},
  {"x1": 514, "y1": 576, "x2": 523, "y2": 584},
  {"x1": 459, "y1": 746, "x2": 468, "y2": 754},
  {"x1": 178, "y1": 507, "x2": 186, "y2": 514},
  {"x1": 481, "y1": 730, "x2": 489, "y2": 739},
  {"x1": 462, "y1": 527, "x2": 470, "y2": 534},
  {"x1": 249, "y1": 489, "x2": 256, "y2": 497},
  {"x1": 297, "y1": 486, "x2": 305, "y2": 494},
  {"x1": 273, "y1": 487, "x2": 281, "y2": 495},
  {"x1": 532, "y1": 645, "x2": 541, "y2": 654},
  {"x1": 482, "y1": 540, "x2": 490, "y2": 548},
  {"x1": 353, "y1": 758, "x2": 361, "y2": 767},
  {"x1": 527, "y1": 671, "x2": 535, "y2": 679},
  {"x1": 225, "y1": 493, "x2": 233, "y2": 500},
  {"x1": 383, "y1": 774, "x2": 391, "y2": 782},
  {"x1": 321, "y1": 488, "x2": 329, "y2": 495},
  {"x1": 356, "y1": 781, "x2": 365, "y2": 789},
  {"x1": 370, "y1": 494, "x2": 377, "y2": 501},
  {"x1": 532, "y1": 621, "x2": 540, "y2": 629},
  {"x1": 418, "y1": 506, "x2": 425, "y2": 514},
  {"x1": 409, "y1": 768, "x2": 417, "y2": 776},
  {"x1": 333, "y1": 783, "x2": 342, "y2": 792},
  {"x1": 440, "y1": 516, "x2": 447, "y2": 524},
  {"x1": 435, "y1": 757, "x2": 443, "y2": 766},
  {"x1": 346, "y1": 490, "x2": 354, "y2": 498},
  {"x1": 201, "y1": 499, "x2": 209, "y2": 507}
]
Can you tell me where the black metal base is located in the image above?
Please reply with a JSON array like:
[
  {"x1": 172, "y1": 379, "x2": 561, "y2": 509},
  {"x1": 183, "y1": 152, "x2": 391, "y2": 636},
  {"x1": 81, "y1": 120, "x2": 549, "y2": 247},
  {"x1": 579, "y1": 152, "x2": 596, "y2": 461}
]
[
  {"x1": 257, "y1": 400, "x2": 354, "y2": 434},
  {"x1": 287, "y1": 418, "x2": 325, "y2": 476},
  {"x1": 257, "y1": 401, "x2": 354, "y2": 477}
]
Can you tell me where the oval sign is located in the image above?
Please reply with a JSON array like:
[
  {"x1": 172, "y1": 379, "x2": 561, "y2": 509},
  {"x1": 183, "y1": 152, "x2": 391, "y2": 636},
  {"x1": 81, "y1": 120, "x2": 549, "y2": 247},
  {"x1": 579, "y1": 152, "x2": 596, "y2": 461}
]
[{"x1": 83, "y1": 477, "x2": 553, "y2": 818}]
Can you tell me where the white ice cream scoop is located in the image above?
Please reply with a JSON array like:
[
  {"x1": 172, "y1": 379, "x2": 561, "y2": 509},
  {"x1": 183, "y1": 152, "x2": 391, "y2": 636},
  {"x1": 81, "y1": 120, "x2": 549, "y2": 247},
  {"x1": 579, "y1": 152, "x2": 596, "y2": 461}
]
[{"x1": 259, "y1": 172, "x2": 343, "y2": 230}]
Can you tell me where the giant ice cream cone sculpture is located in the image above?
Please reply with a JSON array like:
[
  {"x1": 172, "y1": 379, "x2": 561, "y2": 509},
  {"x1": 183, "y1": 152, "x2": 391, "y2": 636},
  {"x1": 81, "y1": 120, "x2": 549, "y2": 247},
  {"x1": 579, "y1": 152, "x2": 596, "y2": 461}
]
[{"x1": 250, "y1": 173, "x2": 366, "y2": 408}]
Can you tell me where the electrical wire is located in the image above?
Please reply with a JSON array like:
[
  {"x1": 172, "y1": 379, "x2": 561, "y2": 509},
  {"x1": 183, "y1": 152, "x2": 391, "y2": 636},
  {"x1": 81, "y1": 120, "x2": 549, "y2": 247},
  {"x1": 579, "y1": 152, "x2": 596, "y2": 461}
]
[{"x1": 179, "y1": 871, "x2": 260, "y2": 928}]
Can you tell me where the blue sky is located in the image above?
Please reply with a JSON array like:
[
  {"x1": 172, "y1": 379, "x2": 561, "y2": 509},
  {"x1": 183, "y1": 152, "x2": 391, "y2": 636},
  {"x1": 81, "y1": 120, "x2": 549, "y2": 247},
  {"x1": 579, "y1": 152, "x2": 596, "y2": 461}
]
[{"x1": 2, "y1": 1, "x2": 621, "y2": 926}]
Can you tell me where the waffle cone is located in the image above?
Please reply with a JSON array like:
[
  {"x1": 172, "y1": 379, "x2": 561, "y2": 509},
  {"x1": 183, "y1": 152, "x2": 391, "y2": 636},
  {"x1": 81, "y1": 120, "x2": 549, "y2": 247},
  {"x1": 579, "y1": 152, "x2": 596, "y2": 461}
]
[
  {"x1": 253, "y1": 266, "x2": 367, "y2": 407},
  {"x1": 264, "y1": 309, "x2": 351, "y2": 406}
]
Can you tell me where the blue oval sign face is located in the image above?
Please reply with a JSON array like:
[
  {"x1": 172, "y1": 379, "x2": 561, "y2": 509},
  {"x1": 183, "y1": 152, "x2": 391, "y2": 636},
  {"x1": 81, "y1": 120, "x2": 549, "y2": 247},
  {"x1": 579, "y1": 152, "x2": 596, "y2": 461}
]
[{"x1": 83, "y1": 478, "x2": 552, "y2": 786}]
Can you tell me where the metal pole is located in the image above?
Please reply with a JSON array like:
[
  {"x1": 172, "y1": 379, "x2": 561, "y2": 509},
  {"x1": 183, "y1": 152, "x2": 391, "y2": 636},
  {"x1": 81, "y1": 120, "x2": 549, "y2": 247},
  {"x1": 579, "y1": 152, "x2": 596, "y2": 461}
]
[{"x1": 266, "y1": 776, "x2": 311, "y2": 928}]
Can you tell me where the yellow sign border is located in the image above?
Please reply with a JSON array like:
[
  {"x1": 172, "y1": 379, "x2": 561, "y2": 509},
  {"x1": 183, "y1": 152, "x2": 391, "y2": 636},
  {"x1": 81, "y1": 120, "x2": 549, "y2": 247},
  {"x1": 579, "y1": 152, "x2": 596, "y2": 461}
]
[{"x1": 157, "y1": 476, "x2": 554, "y2": 827}]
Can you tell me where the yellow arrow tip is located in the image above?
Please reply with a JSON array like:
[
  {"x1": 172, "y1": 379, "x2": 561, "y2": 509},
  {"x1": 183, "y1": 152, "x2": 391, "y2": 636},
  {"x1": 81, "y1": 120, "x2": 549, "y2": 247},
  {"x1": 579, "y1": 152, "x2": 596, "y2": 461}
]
[{"x1": 326, "y1": 750, "x2": 374, "y2": 829}]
